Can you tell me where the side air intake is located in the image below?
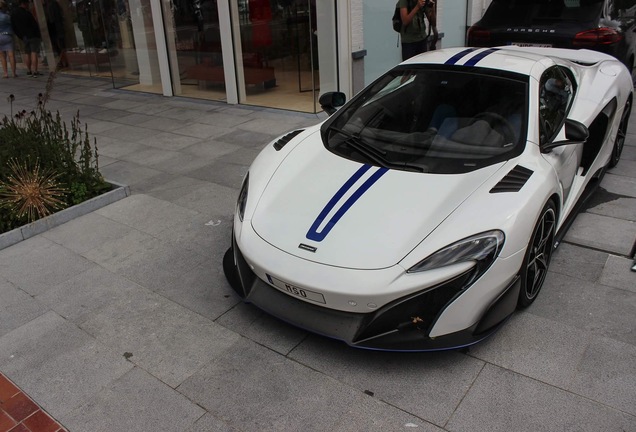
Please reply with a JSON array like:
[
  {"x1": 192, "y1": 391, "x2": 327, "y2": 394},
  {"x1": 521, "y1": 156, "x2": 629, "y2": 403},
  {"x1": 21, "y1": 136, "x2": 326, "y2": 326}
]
[
  {"x1": 273, "y1": 129, "x2": 304, "y2": 151},
  {"x1": 490, "y1": 165, "x2": 533, "y2": 193}
]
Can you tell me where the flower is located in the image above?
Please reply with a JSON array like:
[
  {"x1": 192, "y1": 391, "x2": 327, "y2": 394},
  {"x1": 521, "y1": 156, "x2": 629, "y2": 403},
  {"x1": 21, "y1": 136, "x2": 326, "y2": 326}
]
[{"x1": 0, "y1": 159, "x2": 68, "y2": 222}]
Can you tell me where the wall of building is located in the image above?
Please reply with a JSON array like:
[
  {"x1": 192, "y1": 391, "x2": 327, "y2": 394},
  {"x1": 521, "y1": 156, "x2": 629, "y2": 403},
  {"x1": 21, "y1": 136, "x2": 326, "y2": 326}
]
[{"x1": 468, "y1": 0, "x2": 492, "y2": 25}]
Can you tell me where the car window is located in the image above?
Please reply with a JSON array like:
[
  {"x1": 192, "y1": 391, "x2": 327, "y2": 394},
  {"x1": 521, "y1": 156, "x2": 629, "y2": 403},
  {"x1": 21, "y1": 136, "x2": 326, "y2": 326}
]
[
  {"x1": 321, "y1": 66, "x2": 529, "y2": 174},
  {"x1": 539, "y1": 67, "x2": 575, "y2": 145},
  {"x1": 481, "y1": 0, "x2": 605, "y2": 25}
]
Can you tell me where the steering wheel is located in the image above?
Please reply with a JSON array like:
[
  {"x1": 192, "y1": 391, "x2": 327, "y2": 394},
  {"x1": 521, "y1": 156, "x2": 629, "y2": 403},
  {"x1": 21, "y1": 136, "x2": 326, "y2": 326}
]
[{"x1": 472, "y1": 112, "x2": 516, "y2": 146}]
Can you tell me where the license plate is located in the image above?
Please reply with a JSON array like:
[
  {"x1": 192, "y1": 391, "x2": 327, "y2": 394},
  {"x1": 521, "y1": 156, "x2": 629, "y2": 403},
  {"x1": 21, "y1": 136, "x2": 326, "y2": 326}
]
[
  {"x1": 509, "y1": 42, "x2": 553, "y2": 48},
  {"x1": 266, "y1": 274, "x2": 326, "y2": 304}
]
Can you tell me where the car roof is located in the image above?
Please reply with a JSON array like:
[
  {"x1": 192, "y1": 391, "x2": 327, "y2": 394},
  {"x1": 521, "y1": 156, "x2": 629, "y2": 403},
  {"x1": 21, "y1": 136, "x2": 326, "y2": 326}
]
[{"x1": 401, "y1": 46, "x2": 616, "y2": 77}]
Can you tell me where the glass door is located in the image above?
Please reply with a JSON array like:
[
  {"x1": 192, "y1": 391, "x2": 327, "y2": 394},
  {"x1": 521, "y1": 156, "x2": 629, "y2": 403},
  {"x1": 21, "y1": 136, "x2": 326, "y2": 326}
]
[
  {"x1": 110, "y1": 0, "x2": 164, "y2": 92},
  {"x1": 55, "y1": 0, "x2": 163, "y2": 93},
  {"x1": 163, "y1": 0, "x2": 227, "y2": 101},
  {"x1": 56, "y1": 0, "x2": 115, "y2": 78},
  {"x1": 235, "y1": 0, "x2": 336, "y2": 113}
]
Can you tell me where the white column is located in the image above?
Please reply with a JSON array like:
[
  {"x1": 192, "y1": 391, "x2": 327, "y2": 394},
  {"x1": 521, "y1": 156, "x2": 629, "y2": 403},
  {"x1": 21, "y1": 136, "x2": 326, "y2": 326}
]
[
  {"x1": 220, "y1": 0, "x2": 240, "y2": 104},
  {"x1": 160, "y1": 0, "x2": 181, "y2": 95},
  {"x1": 129, "y1": 0, "x2": 160, "y2": 86},
  {"x1": 316, "y1": 1, "x2": 338, "y2": 97},
  {"x1": 149, "y1": 0, "x2": 173, "y2": 95},
  {"x1": 336, "y1": 0, "x2": 352, "y2": 98}
]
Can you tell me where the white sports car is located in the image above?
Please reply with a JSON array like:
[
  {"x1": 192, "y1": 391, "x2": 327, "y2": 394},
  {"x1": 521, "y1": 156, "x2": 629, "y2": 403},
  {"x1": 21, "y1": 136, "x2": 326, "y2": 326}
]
[{"x1": 223, "y1": 46, "x2": 633, "y2": 351}]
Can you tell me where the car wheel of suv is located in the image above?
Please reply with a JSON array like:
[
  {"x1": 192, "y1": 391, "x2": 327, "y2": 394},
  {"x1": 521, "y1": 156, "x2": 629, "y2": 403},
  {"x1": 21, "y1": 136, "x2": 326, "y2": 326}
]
[
  {"x1": 610, "y1": 99, "x2": 631, "y2": 168},
  {"x1": 518, "y1": 201, "x2": 556, "y2": 309}
]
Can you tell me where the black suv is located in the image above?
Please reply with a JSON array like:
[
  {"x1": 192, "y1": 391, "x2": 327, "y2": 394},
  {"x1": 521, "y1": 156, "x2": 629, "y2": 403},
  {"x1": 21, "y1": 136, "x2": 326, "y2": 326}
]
[{"x1": 467, "y1": 0, "x2": 636, "y2": 71}]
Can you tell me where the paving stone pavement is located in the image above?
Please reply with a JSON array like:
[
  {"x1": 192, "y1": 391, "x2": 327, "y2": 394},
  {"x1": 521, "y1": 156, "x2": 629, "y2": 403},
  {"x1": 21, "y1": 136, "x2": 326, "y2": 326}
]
[{"x1": 0, "y1": 73, "x2": 634, "y2": 432}]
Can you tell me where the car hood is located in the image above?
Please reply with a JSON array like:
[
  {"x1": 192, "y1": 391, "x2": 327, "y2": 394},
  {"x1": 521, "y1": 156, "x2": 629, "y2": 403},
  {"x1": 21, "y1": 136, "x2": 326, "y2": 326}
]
[{"x1": 251, "y1": 139, "x2": 504, "y2": 270}]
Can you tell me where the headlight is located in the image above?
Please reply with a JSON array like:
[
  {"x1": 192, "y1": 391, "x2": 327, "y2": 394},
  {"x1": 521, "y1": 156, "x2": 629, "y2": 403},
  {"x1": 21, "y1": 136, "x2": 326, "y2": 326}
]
[
  {"x1": 237, "y1": 173, "x2": 249, "y2": 221},
  {"x1": 408, "y1": 230, "x2": 505, "y2": 275}
]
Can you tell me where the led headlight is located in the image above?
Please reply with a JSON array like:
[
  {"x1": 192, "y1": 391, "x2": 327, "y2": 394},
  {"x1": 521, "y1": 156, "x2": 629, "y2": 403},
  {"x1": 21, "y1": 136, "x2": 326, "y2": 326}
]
[
  {"x1": 237, "y1": 173, "x2": 249, "y2": 221},
  {"x1": 408, "y1": 230, "x2": 505, "y2": 275}
]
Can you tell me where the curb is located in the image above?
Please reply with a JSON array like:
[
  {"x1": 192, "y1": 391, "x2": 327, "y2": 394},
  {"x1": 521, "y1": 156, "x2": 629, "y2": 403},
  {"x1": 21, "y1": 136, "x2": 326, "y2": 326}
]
[{"x1": 0, "y1": 180, "x2": 130, "y2": 251}]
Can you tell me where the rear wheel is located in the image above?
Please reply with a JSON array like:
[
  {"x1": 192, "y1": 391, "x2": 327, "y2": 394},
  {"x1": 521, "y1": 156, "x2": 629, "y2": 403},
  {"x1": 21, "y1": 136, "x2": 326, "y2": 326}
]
[
  {"x1": 609, "y1": 99, "x2": 631, "y2": 168},
  {"x1": 518, "y1": 201, "x2": 556, "y2": 308}
]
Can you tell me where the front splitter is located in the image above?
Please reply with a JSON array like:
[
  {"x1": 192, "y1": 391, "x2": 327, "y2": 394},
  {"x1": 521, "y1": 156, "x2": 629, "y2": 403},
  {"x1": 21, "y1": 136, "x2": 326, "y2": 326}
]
[{"x1": 223, "y1": 245, "x2": 519, "y2": 352}]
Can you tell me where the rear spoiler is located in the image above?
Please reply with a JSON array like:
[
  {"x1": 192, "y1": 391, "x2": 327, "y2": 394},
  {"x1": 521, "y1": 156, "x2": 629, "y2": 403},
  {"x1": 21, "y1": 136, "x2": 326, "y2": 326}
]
[{"x1": 496, "y1": 46, "x2": 616, "y2": 66}]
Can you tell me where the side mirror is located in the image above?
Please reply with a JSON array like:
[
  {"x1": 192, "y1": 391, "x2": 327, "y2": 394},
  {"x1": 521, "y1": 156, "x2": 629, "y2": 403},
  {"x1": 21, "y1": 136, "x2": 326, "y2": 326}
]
[
  {"x1": 541, "y1": 118, "x2": 589, "y2": 153},
  {"x1": 319, "y1": 92, "x2": 346, "y2": 115}
]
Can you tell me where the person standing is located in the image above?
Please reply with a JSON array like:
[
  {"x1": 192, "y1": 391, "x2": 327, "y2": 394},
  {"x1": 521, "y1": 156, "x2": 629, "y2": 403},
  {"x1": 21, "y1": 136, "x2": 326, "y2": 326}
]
[
  {"x1": 399, "y1": 0, "x2": 433, "y2": 61},
  {"x1": 11, "y1": 0, "x2": 41, "y2": 77},
  {"x1": 0, "y1": 0, "x2": 17, "y2": 77},
  {"x1": 44, "y1": 0, "x2": 66, "y2": 68}
]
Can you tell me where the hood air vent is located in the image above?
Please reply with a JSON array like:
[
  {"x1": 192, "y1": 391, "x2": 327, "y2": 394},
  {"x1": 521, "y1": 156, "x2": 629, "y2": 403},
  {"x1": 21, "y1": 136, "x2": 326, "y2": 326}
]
[
  {"x1": 273, "y1": 129, "x2": 304, "y2": 151},
  {"x1": 490, "y1": 165, "x2": 533, "y2": 193}
]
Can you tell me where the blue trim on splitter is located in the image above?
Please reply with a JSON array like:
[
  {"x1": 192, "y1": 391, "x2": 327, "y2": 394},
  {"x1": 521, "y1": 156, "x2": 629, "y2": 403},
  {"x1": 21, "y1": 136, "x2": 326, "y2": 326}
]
[{"x1": 306, "y1": 165, "x2": 388, "y2": 242}]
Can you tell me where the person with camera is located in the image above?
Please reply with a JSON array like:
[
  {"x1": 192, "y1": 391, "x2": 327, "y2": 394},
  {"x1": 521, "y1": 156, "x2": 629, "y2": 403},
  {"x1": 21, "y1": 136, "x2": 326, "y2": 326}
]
[{"x1": 399, "y1": 0, "x2": 433, "y2": 60}]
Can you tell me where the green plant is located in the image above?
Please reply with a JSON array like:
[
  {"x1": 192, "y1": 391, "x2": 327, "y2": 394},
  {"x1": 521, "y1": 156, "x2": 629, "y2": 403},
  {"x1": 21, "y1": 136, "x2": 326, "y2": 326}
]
[
  {"x1": 70, "y1": 182, "x2": 88, "y2": 205},
  {"x1": 0, "y1": 93, "x2": 109, "y2": 233}
]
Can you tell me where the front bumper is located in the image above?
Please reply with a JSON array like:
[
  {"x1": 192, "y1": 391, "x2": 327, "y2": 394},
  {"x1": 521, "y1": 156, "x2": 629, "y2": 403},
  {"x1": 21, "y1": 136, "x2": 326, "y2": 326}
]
[{"x1": 224, "y1": 238, "x2": 520, "y2": 351}]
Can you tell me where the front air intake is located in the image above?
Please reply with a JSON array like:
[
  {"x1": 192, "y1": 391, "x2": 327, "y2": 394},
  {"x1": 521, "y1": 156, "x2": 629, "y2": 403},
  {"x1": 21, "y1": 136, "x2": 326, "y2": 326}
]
[{"x1": 490, "y1": 165, "x2": 533, "y2": 193}]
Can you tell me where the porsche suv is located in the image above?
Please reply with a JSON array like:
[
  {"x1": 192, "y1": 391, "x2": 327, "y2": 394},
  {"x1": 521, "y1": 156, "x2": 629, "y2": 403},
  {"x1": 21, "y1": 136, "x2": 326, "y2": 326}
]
[{"x1": 467, "y1": 0, "x2": 636, "y2": 72}]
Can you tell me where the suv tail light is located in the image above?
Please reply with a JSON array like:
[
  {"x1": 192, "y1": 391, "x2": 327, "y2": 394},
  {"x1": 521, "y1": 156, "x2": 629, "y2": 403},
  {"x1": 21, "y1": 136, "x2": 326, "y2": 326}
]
[
  {"x1": 467, "y1": 26, "x2": 491, "y2": 46},
  {"x1": 573, "y1": 28, "x2": 623, "y2": 46}
]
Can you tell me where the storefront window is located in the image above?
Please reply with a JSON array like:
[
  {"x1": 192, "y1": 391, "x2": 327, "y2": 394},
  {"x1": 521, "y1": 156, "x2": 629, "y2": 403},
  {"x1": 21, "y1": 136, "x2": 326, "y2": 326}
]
[
  {"x1": 49, "y1": 0, "x2": 163, "y2": 93},
  {"x1": 38, "y1": 0, "x2": 339, "y2": 112}
]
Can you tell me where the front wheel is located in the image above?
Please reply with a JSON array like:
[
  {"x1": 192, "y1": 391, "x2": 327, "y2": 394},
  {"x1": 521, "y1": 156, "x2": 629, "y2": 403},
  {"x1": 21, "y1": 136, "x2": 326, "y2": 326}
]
[
  {"x1": 518, "y1": 201, "x2": 557, "y2": 308},
  {"x1": 223, "y1": 246, "x2": 241, "y2": 291}
]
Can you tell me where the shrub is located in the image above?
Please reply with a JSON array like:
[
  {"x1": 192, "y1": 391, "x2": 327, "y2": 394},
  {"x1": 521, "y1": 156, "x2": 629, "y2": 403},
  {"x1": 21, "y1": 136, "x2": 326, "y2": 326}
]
[{"x1": 0, "y1": 93, "x2": 109, "y2": 234}]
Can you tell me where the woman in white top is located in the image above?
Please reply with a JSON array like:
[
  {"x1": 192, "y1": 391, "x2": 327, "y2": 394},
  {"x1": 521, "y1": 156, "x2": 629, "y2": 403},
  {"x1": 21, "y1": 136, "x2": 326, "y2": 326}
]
[{"x1": 0, "y1": 0, "x2": 16, "y2": 78}]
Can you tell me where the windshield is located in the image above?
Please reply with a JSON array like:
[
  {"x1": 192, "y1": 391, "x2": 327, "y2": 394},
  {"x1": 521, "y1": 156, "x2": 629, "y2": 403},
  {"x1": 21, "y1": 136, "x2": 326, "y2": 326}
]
[
  {"x1": 321, "y1": 66, "x2": 529, "y2": 174},
  {"x1": 481, "y1": 0, "x2": 604, "y2": 25}
]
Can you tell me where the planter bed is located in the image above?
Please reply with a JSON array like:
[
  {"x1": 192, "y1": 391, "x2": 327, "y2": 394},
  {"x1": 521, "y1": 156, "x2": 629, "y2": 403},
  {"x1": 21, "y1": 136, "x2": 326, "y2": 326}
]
[{"x1": 0, "y1": 180, "x2": 130, "y2": 251}]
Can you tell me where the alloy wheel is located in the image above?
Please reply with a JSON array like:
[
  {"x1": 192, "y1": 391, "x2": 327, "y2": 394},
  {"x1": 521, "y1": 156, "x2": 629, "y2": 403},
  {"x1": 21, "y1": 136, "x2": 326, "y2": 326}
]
[{"x1": 518, "y1": 202, "x2": 557, "y2": 308}]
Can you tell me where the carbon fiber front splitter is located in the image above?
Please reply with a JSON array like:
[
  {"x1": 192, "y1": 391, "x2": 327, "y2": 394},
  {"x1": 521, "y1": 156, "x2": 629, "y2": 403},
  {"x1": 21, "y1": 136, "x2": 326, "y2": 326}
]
[{"x1": 223, "y1": 242, "x2": 519, "y2": 352}]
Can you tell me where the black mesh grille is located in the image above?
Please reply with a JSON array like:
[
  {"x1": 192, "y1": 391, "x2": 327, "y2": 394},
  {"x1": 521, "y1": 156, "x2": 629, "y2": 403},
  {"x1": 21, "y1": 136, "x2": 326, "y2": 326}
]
[
  {"x1": 490, "y1": 165, "x2": 533, "y2": 193},
  {"x1": 273, "y1": 129, "x2": 304, "y2": 151},
  {"x1": 353, "y1": 270, "x2": 474, "y2": 343}
]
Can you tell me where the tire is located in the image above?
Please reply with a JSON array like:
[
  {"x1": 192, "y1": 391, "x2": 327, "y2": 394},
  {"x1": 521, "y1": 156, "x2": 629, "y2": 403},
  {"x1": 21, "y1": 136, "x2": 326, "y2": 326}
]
[
  {"x1": 518, "y1": 201, "x2": 557, "y2": 308},
  {"x1": 609, "y1": 99, "x2": 631, "y2": 168},
  {"x1": 223, "y1": 246, "x2": 241, "y2": 291}
]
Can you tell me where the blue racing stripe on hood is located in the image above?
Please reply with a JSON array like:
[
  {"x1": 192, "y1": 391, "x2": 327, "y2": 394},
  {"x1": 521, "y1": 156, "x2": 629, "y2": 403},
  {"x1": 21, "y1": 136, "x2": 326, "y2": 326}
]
[
  {"x1": 306, "y1": 165, "x2": 389, "y2": 242},
  {"x1": 444, "y1": 48, "x2": 478, "y2": 65},
  {"x1": 464, "y1": 48, "x2": 500, "y2": 66}
]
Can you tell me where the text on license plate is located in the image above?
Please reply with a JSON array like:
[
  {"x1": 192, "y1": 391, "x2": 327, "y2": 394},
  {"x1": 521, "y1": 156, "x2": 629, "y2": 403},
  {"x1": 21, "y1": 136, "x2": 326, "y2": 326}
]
[
  {"x1": 266, "y1": 274, "x2": 326, "y2": 304},
  {"x1": 509, "y1": 42, "x2": 553, "y2": 47}
]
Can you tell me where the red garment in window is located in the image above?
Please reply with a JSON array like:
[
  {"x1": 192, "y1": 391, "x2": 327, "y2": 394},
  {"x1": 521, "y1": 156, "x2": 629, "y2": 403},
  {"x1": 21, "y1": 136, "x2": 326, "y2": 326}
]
[
  {"x1": 249, "y1": 0, "x2": 272, "y2": 21},
  {"x1": 249, "y1": 0, "x2": 272, "y2": 48}
]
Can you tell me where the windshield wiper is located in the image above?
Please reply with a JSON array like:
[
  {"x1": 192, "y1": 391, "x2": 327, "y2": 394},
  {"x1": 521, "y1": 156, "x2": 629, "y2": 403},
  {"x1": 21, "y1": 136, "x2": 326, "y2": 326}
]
[
  {"x1": 329, "y1": 126, "x2": 424, "y2": 172},
  {"x1": 329, "y1": 126, "x2": 386, "y2": 155}
]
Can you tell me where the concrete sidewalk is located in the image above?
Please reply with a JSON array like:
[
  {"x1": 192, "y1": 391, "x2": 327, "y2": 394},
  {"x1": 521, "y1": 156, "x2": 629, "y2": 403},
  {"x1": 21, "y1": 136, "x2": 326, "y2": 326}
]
[{"x1": 0, "y1": 72, "x2": 634, "y2": 432}]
